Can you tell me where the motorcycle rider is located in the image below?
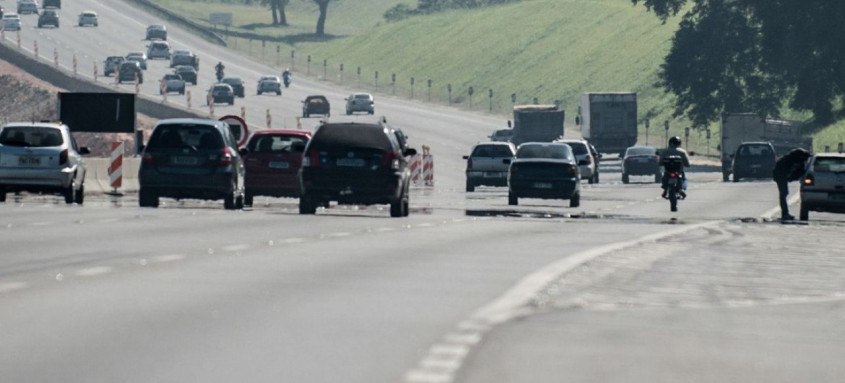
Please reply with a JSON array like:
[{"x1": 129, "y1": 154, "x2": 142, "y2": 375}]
[
  {"x1": 215, "y1": 61, "x2": 225, "y2": 81},
  {"x1": 660, "y1": 136, "x2": 690, "y2": 199},
  {"x1": 772, "y1": 147, "x2": 812, "y2": 220},
  {"x1": 282, "y1": 68, "x2": 292, "y2": 86}
]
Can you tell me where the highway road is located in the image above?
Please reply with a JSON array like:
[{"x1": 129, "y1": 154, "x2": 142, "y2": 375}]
[{"x1": 2, "y1": 2, "x2": 845, "y2": 382}]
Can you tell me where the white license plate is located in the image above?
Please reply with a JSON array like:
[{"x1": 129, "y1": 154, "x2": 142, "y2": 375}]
[
  {"x1": 533, "y1": 182, "x2": 553, "y2": 189},
  {"x1": 483, "y1": 172, "x2": 500, "y2": 178},
  {"x1": 336, "y1": 158, "x2": 365, "y2": 167},
  {"x1": 172, "y1": 156, "x2": 199, "y2": 165},
  {"x1": 269, "y1": 161, "x2": 290, "y2": 169},
  {"x1": 18, "y1": 156, "x2": 41, "y2": 166}
]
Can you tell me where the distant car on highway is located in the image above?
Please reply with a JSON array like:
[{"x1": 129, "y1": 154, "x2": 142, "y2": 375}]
[
  {"x1": 463, "y1": 141, "x2": 516, "y2": 192},
  {"x1": 145, "y1": 24, "x2": 167, "y2": 40},
  {"x1": 731, "y1": 141, "x2": 776, "y2": 182},
  {"x1": 173, "y1": 65, "x2": 197, "y2": 85},
  {"x1": 221, "y1": 77, "x2": 245, "y2": 98},
  {"x1": 800, "y1": 153, "x2": 845, "y2": 221},
  {"x1": 207, "y1": 83, "x2": 235, "y2": 105},
  {"x1": 0, "y1": 122, "x2": 90, "y2": 204},
  {"x1": 125, "y1": 51, "x2": 148, "y2": 70},
  {"x1": 43, "y1": 0, "x2": 61, "y2": 9},
  {"x1": 557, "y1": 139, "x2": 599, "y2": 184},
  {"x1": 302, "y1": 95, "x2": 330, "y2": 118},
  {"x1": 241, "y1": 130, "x2": 311, "y2": 206},
  {"x1": 256, "y1": 75, "x2": 282, "y2": 95},
  {"x1": 146, "y1": 40, "x2": 171, "y2": 60},
  {"x1": 345, "y1": 93, "x2": 375, "y2": 115},
  {"x1": 170, "y1": 49, "x2": 199, "y2": 69},
  {"x1": 621, "y1": 145, "x2": 661, "y2": 184},
  {"x1": 103, "y1": 56, "x2": 125, "y2": 76},
  {"x1": 298, "y1": 121, "x2": 417, "y2": 217},
  {"x1": 77, "y1": 11, "x2": 98, "y2": 27},
  {"x1": 159, "y1": 73, "x2": 185, "y2": 95},
  {"x1": 489, "y1": 128, "x2": 514, "y2": 142},
  {"x1": 17, "y1": 0, "x2": 38, "y2": 15},
  {"x1": 139, "y1": 119, "x2": 245, "y2": 209},
  {"x1": 36, "y1": 8, "x2": 58, "y2": 28},
  {"x1": 2, "y1": 13, "x2": 22, "y2": 31},
  {"x1": 507, "y1": 142, "x2": 581, "y2": 207},
  {"x1": 117, "y1": 61, "x2": 143, "y2": 84}
]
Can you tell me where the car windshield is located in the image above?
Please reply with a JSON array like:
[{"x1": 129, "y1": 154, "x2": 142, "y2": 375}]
[
  {"x1": 0, "y1": 127, "x2": 63, "y2": 147},
  {"x1": 627, "y1": 147, "x2": 656, "y2": 156},
  {"x1": 148, "y1": 125, "x2": 222, "y2": 150},
  {"x1": 471, "y1": 145, "x2": 513, "y2": 157},
  {"x1": 814, "y1": 157, "x2": 845, "y2": 173},
  {"x1": 517, "y1": 144, "x2": 572, "y2": 159},
  {"x1": 248, "y1": 134, "x2": 308, "y2": 153}
]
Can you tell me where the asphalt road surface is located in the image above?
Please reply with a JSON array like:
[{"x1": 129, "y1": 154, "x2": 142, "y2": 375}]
[{"x1": 3, "y1": 2, "x2": 845, "y2": 382}]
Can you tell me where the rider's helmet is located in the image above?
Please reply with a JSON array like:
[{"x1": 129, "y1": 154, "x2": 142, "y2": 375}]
[{"x1": 669, "y1": 136, "x2": 682, "y2": 148}]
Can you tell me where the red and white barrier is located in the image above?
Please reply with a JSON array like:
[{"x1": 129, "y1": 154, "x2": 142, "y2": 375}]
[
  {"x1": 108, "y1": 141, "x2": 124, "y2": 192},
  {"x1": 410, "y1": 145, "x2": 434, "y2": 187}
]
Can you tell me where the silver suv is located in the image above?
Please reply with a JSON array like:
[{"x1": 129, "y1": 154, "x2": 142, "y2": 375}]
[
  {"x1": 345, "y1": 93, "x2": 374, "y2": 115},
  {"x1": 800, "y1": 153, "x2": 845, "y2": 221},
  {"x1": 463, "y1": 142, "x2": 516, "y2": 192}
]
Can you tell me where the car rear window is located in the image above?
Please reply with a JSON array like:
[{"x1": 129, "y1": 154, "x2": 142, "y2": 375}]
[
  {"x1": 148, "y1": 124, "x2": 224, "y2": 150},
  {"x1": 626, "y1": 147, "x2": 656, "y2": 156},
  {"x1": 737, "y1": 144, "x2": 773, "y2": 157},
  {"x1": 814, "y1": 157, "x2": 845, "y2": 173},
  {"x1": 354, "y1": 94, "x2": 371, "y2": 99},
  {"x1": 248, "y1": 134, "x2": 308, "y2": 153},
  {"x1": 310, "y1": 124, "x2": 391, "y2": 151},
  {"x1": 0, "y1": 127, "x2": 63, "y2": 147},
  {"x1": 471, "y1": 145, "x2": 513, "y2": 157},
  {"x1": 563, "y1": 142, "x2": 588, "y2": 155},
  {"x1": 517, "y1": 144, "x2": 572, "y2": 160}
]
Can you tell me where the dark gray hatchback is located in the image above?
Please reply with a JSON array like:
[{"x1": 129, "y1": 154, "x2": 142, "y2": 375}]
[
  {"x1": 139, "y1": 119, "x2": 245, "y2": 209},
  {"x1": 298, "y1": 122, "x2": 417, "y2": 217}
]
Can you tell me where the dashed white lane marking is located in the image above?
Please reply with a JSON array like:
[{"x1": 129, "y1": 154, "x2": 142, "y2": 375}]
[
  {"x1": 222, "y1": 244, "x2": 250, "y2": 252},
  {"x1": 30, "y1": 221, "x2": 55, "y2": 226},
  {"x1": 0, "y1": 282, "x2": 28, "y2": 294},
  {"x1": 152, "y1": 254, "x2": 186, "y2": 263},
  {"x1": 281, "y1": 238, "x2": 305, "y2": 244},
  {"x1": 374, "y1": 227, "x2": 395, "y2": 233},
  {"x1": 75, "y1": 266, "x2": 113, "y2": 277},
  {"x1": 404, "y1": 370, "x2": 453, "y2": 383},
  {"x1": 327, "y1": 232, "x2": 351, "y2": 238}
]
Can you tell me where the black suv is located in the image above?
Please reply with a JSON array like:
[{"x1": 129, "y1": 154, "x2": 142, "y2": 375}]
[
  {"x1": 37, "y1": 9, "x2": 59, "y2": 28},
  {"x1": 298, "y1": 122, "x2": 417, "y2": 217},
  {"x1": 139, "y1": 119, "x2": 245, "y2": 209},
  {"x1": 731, "y1": 141, "x2": 776, "y2": 182},
  {"x1": 302, "y1": 95, "x2": 331, "y2": 118},
  {"x1": 118, "y1": 61, "x2": 143, "y2": 84},
  {"x1": 221, "y1": 77, "x2": 245, "y2": 98}
]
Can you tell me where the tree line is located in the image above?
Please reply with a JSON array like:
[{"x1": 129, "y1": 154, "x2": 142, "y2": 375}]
[{"x1": 242, "y1": 0, "x2": 334, "y2": 36}]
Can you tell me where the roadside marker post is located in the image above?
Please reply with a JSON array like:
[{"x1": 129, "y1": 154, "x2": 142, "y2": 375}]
[
  {"x1": 266, "y1": 109, "x2": 272, "y2": 129},
  {"x1": 33, "y1": 40, "x2": 38, "y2": 57},
  {"x1": 53, "y1": 48, "x2": 58, "y2": 66},
  {"x1": 186, "y1": 90, "x2": 192, "y2": 108},
  {"x1": 108, "y1": 142, "x2": 124, "y2": 195}
]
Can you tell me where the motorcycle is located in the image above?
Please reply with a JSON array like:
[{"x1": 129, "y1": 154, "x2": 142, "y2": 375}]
[
  {"x1": 215, "y1": 68, "x2": 225, "y2": 82},
  {"x1": 283, "y1": 72, "x2": 292, "y2": 88},
  {"x1": 662, "y1": 155, "x2": 686, "y2": 212}
]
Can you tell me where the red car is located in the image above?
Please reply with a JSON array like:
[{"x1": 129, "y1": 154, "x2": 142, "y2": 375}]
[{"x1": 241, "y1": 130, "x2": 311, "y2": 206}]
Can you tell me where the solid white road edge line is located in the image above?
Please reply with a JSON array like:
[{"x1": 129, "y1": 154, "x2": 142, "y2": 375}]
[
  {"x1": 402, "y1": 219, "x2": 722, "y2": 383},
  {"x1": 760, "y1": 193, "x2": 801, "y2": 220}
]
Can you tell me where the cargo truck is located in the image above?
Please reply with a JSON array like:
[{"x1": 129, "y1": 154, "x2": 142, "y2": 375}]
[
  {"x1": 576, "y1": 92, "x2": 638, "y2": 155},
  {"x1": 508, "y1": 105, "x2": 564, "y2": 145},
  {"x1": 719, "y1": 113, "x2": 813, "y2": 182}
]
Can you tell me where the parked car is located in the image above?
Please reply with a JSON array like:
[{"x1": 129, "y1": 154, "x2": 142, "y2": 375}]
[
  {"x1": 145, "y1": 24, "x2": 167, "y2": 40},
  {"x1": 36, "y1": 8, "x2": 58, "y2": 28},
  {"x1": 2, "y1": 13, "x2": 22, "y2": 31},
  {"x1": 174, "y1": 65, "x2": 197, "y2": 85},
  {"x1": 302, "y1": 95, "x2": 330, "y2": 118},
  {"x1": 17, "y1": 1, "x2": 38, "y2": 15},
  {"x1": 508, "y1": 142, "x2": 581, "y2": 207},
  {"x1": 557, "y1": 139, "x2": 599, "y2": 184},
  {"x1": 731, "y1": 141, "x2": 776, "y2": 182},
  {"x1": 241, "y1": 130, "x2": 311, "y2": 205},
  {"x1": 125, "y1": 52, "x2": 147, "y2": 70},
  {"x1": 622, "y1": 145, "x2": 661, "y2": 183},
  {"x1": 170, "y1": 50, "x2": 199, "y2": 69},
  {"x1": 257, "y1": 75, "x2": 282, "y2": 95},
  {"x1": 207, "y1": 83, "x2": 235, "y2": 105},
  {"x1": 0, "y1": 122, "x2": 90, "y2": 204},
  {"x1": 77, "y1": 10, "x2": 98, "y2": 27},
  {"x1": 103, "y1": 56, "x2": 125, "y2": 76},
  {"x1": 345, "y1": 93, "x2": 375, "y2": 115},
  {"x1": 146, "y1": 40, "x2": 170, "y2": 60},
  {"x1": 298, "y1": 122, "x2": 417, "y2": 217},
  {"x1": 800, "y1": 153, "x2": 845, "y2": 221},
  {"x1": 117, "y1": 61, "x2": 143, "y2": 83},
  {"x1": 463, "y1": 142, "x2": 516, "y2": 192},
  {"x1": 221, "y1": 77, "x2": 245, "y2": 98},
  {"x1": 139, "y1": 119, "x2": 245, "y2": 209},
  {"x1": 159, "y1": 73, "x2": 185, "y2": 95}
]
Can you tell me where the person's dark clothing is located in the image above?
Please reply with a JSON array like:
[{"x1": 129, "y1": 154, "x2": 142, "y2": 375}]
[{"x1": 772, "y1": 148, "x2": 812, "y2": 219}]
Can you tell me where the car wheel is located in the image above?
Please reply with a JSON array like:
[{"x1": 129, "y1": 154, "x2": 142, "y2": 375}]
[
  {"x1": 64, "y1": 181, "x2": 76, "y2": 204},
  {"x1": 78, "y1": 23, "x2": 82, "y2": 27},
  {"x1": 593, "y1": 172, "x2": 600, "y2": 184},
  {"x1": 74, "y1": 184, "x2": 85, "y2": 205},
  {"x1": 304, "y1": 113, "x2": 309, "y2": 118},
  {"x1": 299, "y1": 194, "x2": 317, "y2": 215},
  {"x1": 587, "y1": 175, "x2": 594, "y2": 184},
  {"x1": 346, "y1": 110, "x2": 351, "y2": 116},
  {"x1": 257, "y1": 91, "x2": 262, "y2": 95},
  {"x1": 800, "y1": 203, "x2": 809, "y2": 221},
  {"x1": 235, "y1": 194, "x2": 245, "y2": 210},
  {"x1": 622, "y1": 173, "x2": 629, "y2": 184},
  {"x1": 508, "y1": 193, "x2": 518, "y2": 206},
  {"x1": 466, "y1": 180, "x2": 475, "y2": 192},
  {"x1": 244, "y1": 191, "x2": 254, "y2": 207},
  {"x1": 570, "y1": 192, "x2": 580, "y2": 208},
  {"x1": 0, "y1": 192, "x2": 6, "y2": 203},
  {"x1": 390, "y1": 197, "x2": 404, "y2": 218},
  {"x1": 193, "y1": 80, "x2": 197, "y2": 85},
  {"x1": 224, "y1": 191, "x2": 237, "y2": 210},
  {"x1": 402, "y1": 198, "x2": 410, "y2": 217},
  {"x1": 228, "y1": 100, "x2": 234, "y2": 105},
  {"x1": 139, "y1": 187, "x2": 159, "y2": 208},
  {"x1": 179, "y1": 89, "x2": 184, "y2": 95},
  {"x1": 276, "y1": 90, "x2": 281, "y2": 95},
  {"x1": 369, "y1": 110, "x2": 375, "y2": 115}
]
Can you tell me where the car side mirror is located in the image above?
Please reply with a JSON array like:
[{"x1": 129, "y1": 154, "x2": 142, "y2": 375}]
[
  {"x1": 78, "y1": 147, "x2": 91, "y2": 155},
  {"x1": 503, "y1": 158, "x2": 512, "y2": 165},
  {"x1": 462, "y1": 155, "x2": 469, "y2": 160},
  {"x1": 404, "y1": 148, "x2": 417, "y2": 157},
  {"x1": 238, "y1": 148, "x2": 249, "y2": 156},
  {"x1": 291, "y1": 143, "x2": 306, "y2": 153}
]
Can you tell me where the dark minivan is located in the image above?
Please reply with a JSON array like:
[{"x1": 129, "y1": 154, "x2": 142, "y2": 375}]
[
  {"x1": 731, "y1": 141, "x2": 776, "y2": 182},
  {"x1": 139, "y1": 119, "x2": 245, "y2": 209},
  {"x1": 298, "y1": 122, "x2": 417, "y2": 217}
]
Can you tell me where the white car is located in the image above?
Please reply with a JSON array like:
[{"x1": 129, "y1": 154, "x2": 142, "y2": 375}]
[
  {"x1": 17, "y1": 0, "x2": 38, "y2": 15},
  {"x1": 556, "y1": 139, "x2": 599, "y2": 184},
  {"x1": 2, "y1": 13, "x2": 22, "y2": 31},
  {"x1": 0, "y1": 122, "x2": 90, "y2": 204},
  {"x1": 147, "y1": 40, "x2": 171, "y2": 60},
  {"x1": 77, "y1": 11, "x2": 98, "y2": 27}
]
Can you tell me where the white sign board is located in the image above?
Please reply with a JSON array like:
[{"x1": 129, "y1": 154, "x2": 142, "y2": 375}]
[{"x1": 209, "y1": 13, "x2": 233, "y2": 26}]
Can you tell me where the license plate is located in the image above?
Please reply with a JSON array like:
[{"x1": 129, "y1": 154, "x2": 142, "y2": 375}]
[
  {"x1": 336, "y1": 158, "x2": 365, "y2": 167},
  {"x1": 18, "y1": 156, "x2": 41, "y2": 166},
  {"x1": 269, "y1": 161, "x2": 290, "y2": 169},
  {"x1": 533, "y1": 182, "x2": 553, "y2": 189},
  {"x1": 483, "y1": 172, "x2": 500, "y2": 178},
  {"x1": 668, "y1": 178, "x2": 679, "y2": 186},
  {"x1": 172, "y1": 156, "x2": 199, "y2": 165}
]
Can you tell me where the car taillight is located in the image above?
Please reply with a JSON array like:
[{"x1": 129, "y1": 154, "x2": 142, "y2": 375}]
[
  {"x1": 59, "y1": 149, "x2": 68, "y2": 166},
  {"x1": 218, "y1": 147, "x2": 234, "y2": 166},
  {"x1": 567, "y1": 165, "x2": 578, "y2": 177},
  {"x1": 803, "y1": 173, "x2": 815, "y2": 186},
  {"x1": 669, "y1": 171, "x2": 680, "y2": 178},
  {"x1": 583, "y1": 156, "x2": 592, "y2": 165},
  {"x1": 302, "y1": 150, "x2": 320, "y2": 168},
  {"x1": 383, "y1": 151, "x2": 400, "y2": 170},
  {"x1": 142, "y1": 152, "x2": 156, "y2": 165}
]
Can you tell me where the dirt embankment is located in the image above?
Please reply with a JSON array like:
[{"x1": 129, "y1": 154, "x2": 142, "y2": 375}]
[{"x1": 0, "y1": 60, "x2": 156, "y2": 156}]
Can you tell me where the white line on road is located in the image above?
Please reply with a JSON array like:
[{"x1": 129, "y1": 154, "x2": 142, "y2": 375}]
[
  {"x1": 0, "y1": 282, "x2": 28, "y2": 294},
  {"x1": 760, "y1": 193, "x2": 800, "y2": 220},
  {"x1": 75, "y1": 266, "x2": 113, "y2": 277},
  {"x1": 222, "y1": 244, "x2": 251, "y2": 252},
  {"x1": 152, "y1": 254, "x2": 186, "y2": 263}
]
